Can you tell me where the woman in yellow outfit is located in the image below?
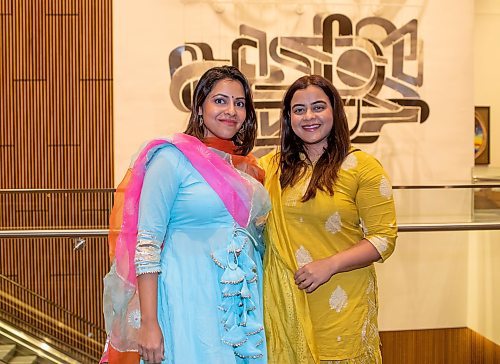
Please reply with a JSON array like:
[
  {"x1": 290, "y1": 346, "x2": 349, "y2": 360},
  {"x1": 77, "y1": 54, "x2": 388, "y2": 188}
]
[{"x1": 260, "y1": 75, "x2": 397, "y2": 364}]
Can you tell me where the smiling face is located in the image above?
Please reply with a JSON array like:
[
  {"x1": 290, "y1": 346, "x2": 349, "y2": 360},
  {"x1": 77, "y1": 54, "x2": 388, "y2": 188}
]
[
  {"x1": 198, "y1": 79, "x2": 247, "y2": 140},
  {"x1": 290, "y1": 85, "x2": 334, "y2": 160}
]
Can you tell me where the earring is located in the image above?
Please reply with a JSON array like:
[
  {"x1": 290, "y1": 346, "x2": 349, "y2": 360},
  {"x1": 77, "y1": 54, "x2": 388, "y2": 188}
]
[
  {"x1": 239, "y1": 123, "x2": 246, "y2": 133},
  {"x1": 234, "y1": 122, "x2": 246, "y2": 144},
  {"x1": 198, "y1": 115, "x2": 204, "y2": 126}
]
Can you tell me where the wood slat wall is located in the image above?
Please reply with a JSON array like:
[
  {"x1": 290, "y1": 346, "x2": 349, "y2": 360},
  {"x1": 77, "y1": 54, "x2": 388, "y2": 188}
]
[
  {"x1": 0, "y1": 190, "x2": 113, "y2": 229},
  {"x1": 0, "y1": 238, "x2": 108, "y2": 361},
  {"x1": 1, "y1": 237, "x2": 108, "y2": 330},
  {"x1": 0, "y1": 0, "x2": 113, "y2": 189},
  {"x1": 0, "y1": 0, "x2": 113, "y2": 360},
  {"x1": 380, "y1": 328, "x2": 500, "y2": 364}
]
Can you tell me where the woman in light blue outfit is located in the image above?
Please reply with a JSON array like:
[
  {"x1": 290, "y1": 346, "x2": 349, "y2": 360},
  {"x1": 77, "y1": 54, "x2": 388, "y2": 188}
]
[{"x1": 102, "y1": 66, "x2": 269, "y2": 364}]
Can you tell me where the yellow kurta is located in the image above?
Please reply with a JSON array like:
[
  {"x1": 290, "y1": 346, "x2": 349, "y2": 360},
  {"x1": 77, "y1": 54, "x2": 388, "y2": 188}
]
[{"x1": 260, "y1": 149, "x2": 397, "y2": 364}]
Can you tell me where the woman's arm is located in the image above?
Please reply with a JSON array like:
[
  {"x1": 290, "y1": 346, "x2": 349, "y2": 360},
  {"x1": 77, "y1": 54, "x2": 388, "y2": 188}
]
[
  {"x1": 134, "y1": 146, "x2": 183, "y2": 362},
  {"x1": 294, "y1": 239, "x2": 380, "y2": 293},
  {"x1": 137, "y1": 274, "x2": 164, "y2": 363}
]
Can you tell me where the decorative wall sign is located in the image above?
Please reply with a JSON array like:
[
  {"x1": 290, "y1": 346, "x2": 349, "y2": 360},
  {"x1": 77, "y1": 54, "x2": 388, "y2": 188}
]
[
  {"x1": 167, "y1": 12, "x2": 429, "y2": 155},
  {"x1": 474, "y1": 106, "x2": 490, "y2": 165}
]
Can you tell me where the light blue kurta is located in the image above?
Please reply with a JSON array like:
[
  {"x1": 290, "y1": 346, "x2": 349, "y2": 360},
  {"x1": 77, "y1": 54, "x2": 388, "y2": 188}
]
[{"x1": 135, "y1": 144, "x2": 269, "y2": 364}]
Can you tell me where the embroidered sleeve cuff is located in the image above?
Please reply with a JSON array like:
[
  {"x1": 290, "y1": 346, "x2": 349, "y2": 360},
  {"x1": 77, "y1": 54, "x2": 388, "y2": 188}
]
[
  {"x1": 136, "y1": 266, "x2": 162, "y2": 276},
  {"x1": 366, "y1": 235, "x2": 391, "y2": 262},
  {"x1": 135, "y1": 233, "x2": 163, "y2": 275}
]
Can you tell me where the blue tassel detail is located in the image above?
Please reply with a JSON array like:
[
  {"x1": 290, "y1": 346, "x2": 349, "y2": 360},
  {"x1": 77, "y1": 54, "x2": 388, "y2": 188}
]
[
  {"x1": 240, "y1": 279, "x2": 251, "y2": 299},
  {"x1": 222, "y1": 325, "x2": 248, "y2": 347},
  {"x1": 227, "y1": 239, "x2": 245, "y2": 253},
  {"x1": 243, "y1": 316, "x2": 264, "y2": 336},
  {"x1": 234, "y1": 340, "x2": 264, "y2": 359},
  {"x1": 210, "y1": 248, "x2": 228, "y2": 269},
  {"x1": 242, "y1": 297, "x2": 256, "y2": 312},
  {"x1": 220, "y1": 265, "x2": 245, "y2": 284},
  {"x1": 218, "y1": 296, "x2": 236, "y2": 312},
  {"x1": 221, "y1": 310, "x2": 237, "y2": 331},
  {"x1": 246, "y1": 332, "x2": 264, "y2": 347},
  {"x1": 240, "y1": 303, "x2": 248, "y2": 327},
  {"x1": 212, "y1": 227, "x2": 264, "y2": 359}
]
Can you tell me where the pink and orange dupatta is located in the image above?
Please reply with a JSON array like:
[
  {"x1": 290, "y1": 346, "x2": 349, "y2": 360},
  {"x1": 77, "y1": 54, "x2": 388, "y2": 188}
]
[{"x1": 101, "y1": 133, "x2": 255, "y2": 363}]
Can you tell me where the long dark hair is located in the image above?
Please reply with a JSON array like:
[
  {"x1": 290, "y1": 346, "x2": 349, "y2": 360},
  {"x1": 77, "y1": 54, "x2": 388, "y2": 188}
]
[
  {"x1": 184, "y1": 66, "x2": 257, "y2": 156},
  {"x1": 279, "y1": 75, "x2": 351, "y2": 201}
]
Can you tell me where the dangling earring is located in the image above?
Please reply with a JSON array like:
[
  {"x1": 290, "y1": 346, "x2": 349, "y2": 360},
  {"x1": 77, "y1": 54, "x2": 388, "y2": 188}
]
[
  {"x1": 198, "y1": 114, "x2": 204, "y2": 126},
  {"x1": 235, "y1": 122, "x2": 247, "y2": 145}
]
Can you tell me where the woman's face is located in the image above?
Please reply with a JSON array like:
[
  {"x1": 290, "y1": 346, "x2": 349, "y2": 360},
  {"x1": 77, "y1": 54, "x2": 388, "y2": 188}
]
[
  {"x1": 198, "y1": 79, "x2": 247, "y2": 140},
  {"x1": 289, "y1": 85, "x2": 333, "y2": 159}
]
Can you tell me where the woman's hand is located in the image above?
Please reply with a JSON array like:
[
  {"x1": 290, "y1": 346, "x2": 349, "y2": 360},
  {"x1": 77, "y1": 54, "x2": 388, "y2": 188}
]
[
  {"x1": 294, "y1": 257, "x2": 335, "y2": 293},
  {"x1": 138, "y1": 320, "x2": 164, "y2": 363},
  {"x1": 294, "y1": 239, "x2": 382, "y2": 293}
]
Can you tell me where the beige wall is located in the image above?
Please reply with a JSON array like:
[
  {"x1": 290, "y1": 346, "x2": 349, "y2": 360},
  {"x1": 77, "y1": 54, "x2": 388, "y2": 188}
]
[
  {"x1": 467, "y1": 231, "x2": 500, "y2": 345},
  {"x1": 113, "y1": 1, "x2": 185, "y2": 173},
  {"x1": 377, "y1": 231, "x2": 470, "y2": 330}
]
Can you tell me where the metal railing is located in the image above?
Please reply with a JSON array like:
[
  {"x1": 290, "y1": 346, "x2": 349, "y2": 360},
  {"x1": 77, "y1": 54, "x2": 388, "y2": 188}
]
[
  {"x1": 1, "y1": 188, "x2": 113, "y2": 362},
  {"x1": 3, "y1": 220, "x2": 500, "y2": 240},
  {"x1": 0, "y1": 274, "x2": 106, "y2": 363}
]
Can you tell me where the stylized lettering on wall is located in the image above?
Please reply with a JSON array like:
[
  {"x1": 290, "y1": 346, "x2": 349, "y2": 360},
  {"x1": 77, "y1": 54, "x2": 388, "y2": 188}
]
[{"x1": 169, "y1": 13, "x2": 429, "y2": 154}]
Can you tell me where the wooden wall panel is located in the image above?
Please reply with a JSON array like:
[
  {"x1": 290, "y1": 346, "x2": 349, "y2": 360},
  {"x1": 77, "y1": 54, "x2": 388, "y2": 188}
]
[
  {"x1": 0, "y1": 0, "x2": 113, "y2": 189},
  {"x1": 0, "y1": 1, "x2": 15, "y2": 188},
  {"x1": 0, "y1": 237, "x2": 109, "y2": 361},
  {"x1": 380, "y1": 328, "x2": 500, "y2": 364},
  {"x1": 0, "y1": 0, "x2": 113, "y2": 361},
  {"x1": 0, "y1": 190, "x2": 113, "y2": 229}
]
